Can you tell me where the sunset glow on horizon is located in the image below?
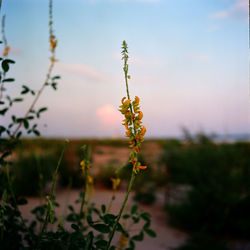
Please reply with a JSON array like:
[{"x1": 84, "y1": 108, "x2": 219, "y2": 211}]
[{"x1": 1, "y1": 0, "x2": 249, "y2": 138}]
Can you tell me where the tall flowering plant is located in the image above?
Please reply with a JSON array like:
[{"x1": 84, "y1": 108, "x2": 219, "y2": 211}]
[{"x1": 105, "y1": 40, "x2": 149, "y2": 249}]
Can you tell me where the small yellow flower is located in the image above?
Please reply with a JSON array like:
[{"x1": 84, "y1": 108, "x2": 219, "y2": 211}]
[
  {"x1": 110, "y1": 177, "x2": 121, "y2": 191},
  {"x1": 87, "y1": 176, "x2": 93, "y2": 184},
  {"x1": 117, "y1": 234, "x2": 128, "y2": 250},
  {"x1": 137, "y1": 111, "x2": 143, "y2": 120},
  {"x1": 50, "y1": 56, "x2": 58, "y2": 63},
  {"x1": 80, "y1": 160, "x2": 85, "y2": 171},
  {"x1": 134, "y1": 96, "x2": 139, "y2": 103},
  {"x1": 3, "y1": 45, "x2": 10, "y2": 57},
  {"x1": 121, "y1": 97, "x2": 126, "y2": 104}
]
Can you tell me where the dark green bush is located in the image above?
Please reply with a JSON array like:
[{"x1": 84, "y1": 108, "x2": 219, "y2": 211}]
[
  {"x1": 11, "y1": 153, "x2": 56, "y2": 196},
  {"x1": 174, "y1": 233, "x2": 228, "y2": 250},
  {"x1": 161, "y1": 134, "x2": 250, "y2": 239}
]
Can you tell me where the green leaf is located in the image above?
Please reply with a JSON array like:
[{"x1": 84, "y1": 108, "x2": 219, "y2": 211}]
[
  {"x1": 33, "y1": 129, "x2": 40, "y2": 136},
  {"x1": 13, "y1": 98, "x2": 23, "y2": 102},
  {"x1": 141, "y1": 212, "x2": 151, "y2": 221},
  {"x1": 117, "y1": 223, "x2": 128, "y2": 236},
  {"x1": 131, "y1": 204, "x2": 138, "y2": 214},
  {"x1": 103, "y1": 214, "x2": 116, "y2": 225},
  {"x1": 16, "y1": 131, "x2": 22, "y2": 138},
  {"x1": 4, "y1": 59, "x2": 15, "y2": 64},
  {"x1": 21, "y1": 85, "x2": 29, "y2": 95},
  {"x1": 71, "y1": 224, "x2": 79, "y2": 231},
  {"x1": 0, "y1": 126, "x2": 6, "y2": 135},
  {"x1": 87, "y1": 215, "x2": 93, "y2": 225},
  {"x1": 85, "y1": 232, "x2": 94, "y2": 250},
  {"x1": 51, "y1": 83, "x2": 57, "y2": 90},
  {"x1": 132, "y1": 231, "x2": 144, "y2": 241},
  {"x1": 143, "y1": 221, "x2": 151, "y2": 229},
  {"x1": 11, "y1": 115, "x2": 16, "y2": 122},
  {"x1": 132, "y1": 216, "x2": 140, "y2": 223},
  {"x1": 123, "y1": 214, "x2": 130, "y2": 219},
  {"x1": 92, "y1": 223, "x2": 110, "y2": 234},
  {"x1": 0, "y1": 101, "x2": 4, "y2": 105},
  {"x1": 38, "y1": 107, "x2": 48, "y2": 113},
  {"x1": 23, "y1": 119, "x2": 29, "y2": 129},
  {"x1": 1, "y1": 59, "x2": 15, "y2": 72},
  {"x1": 2, "y1": 78, "x2": 14, "y2": 82},
  {"x1": 129, "y1": 240, "x2": 135, "y2": 250},
  {"x1": 0, "y1": 108, "x2": 8, "y2": 115},
  {"x1": 68, "y1": 205, "x2": 74, "y2": 212},
  {"x1": 101, "y1": 204, "x2": 106, "y2": 214},
  {"x1": 144, "y1": 228, "x2": 156, "y2": 238},
  {"x1": 95, "y1": 240, "x2": 107, "y2": 249},
  {"x1": 52, "y1": 75, "x2": 61, "y2": 80}
]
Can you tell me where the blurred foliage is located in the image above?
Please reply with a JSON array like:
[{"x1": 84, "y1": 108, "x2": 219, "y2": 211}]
[
  {"x1": 160, "y1": 133, "x2": 250, "y2": 248},
  {"x1": 12, "y1": 152, "x2": 56, "y2": 196},
  {"x1": 174, "y1": 233, "x2": 228, "y2": 250}
]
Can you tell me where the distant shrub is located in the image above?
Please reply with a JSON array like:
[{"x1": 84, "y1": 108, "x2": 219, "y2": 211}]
[
  {"x1": 11, "y1": 153, "x2": 56, "y2": 196},
  {"x1": 174, "y1": 233, "x2": 228, "y2": 250},
  {"x1": 161, "y1": 134, "x2": 250, "y2": 240}
]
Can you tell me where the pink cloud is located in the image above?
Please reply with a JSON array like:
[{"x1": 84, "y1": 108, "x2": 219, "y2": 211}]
[
  {"x1": 210, "y1": 0, "x2": 248, "y2": 20},
  {"x1": 96, "y1": 104, "x2": 122, "y2": 127}
]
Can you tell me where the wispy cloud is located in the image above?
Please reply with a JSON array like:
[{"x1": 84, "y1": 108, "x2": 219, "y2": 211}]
[
  {"x1": 210, "y1": 0, "x2": 248, "y2": 20},
  {"x1": 58, "y1": 63, "x2": 106, "y2": 82}
]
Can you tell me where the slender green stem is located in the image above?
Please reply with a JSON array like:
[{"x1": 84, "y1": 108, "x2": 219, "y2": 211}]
[
  {"x1": 79, "y1": 170, "x2": 88, "y2": 216},
  {"x1": 105, "y1": 170, "x2": 136, "y2": 250},
  {"x1": 39, "y1": 141, "x2": 67, "y2": 239},
  {"x1": 107, "y1": 191, "x2": 115, "y2": 214}
]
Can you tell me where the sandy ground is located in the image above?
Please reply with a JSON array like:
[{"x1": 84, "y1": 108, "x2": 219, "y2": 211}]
[{"x1": 19, "y1": 188, "x2": 187, "y2": 250}]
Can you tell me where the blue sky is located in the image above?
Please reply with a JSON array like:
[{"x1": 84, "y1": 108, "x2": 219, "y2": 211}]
[{"x1": 1, "y1": 0, "x2": 249, "y2": 138}]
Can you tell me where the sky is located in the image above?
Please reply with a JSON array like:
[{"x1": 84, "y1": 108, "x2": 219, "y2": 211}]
[{"x1": 1, "y1": 0, "x2": 249, "y2": 138}]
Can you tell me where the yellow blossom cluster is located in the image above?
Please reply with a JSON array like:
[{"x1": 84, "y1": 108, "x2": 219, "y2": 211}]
[
  {"x1": 49, "y1": 34, "x2": 57, "y2": 53},
  {"x1": 119, "y1": 96, "x2": 147, "y2": 173},
  {"x1": 110, "y1": 177, "x2": 121, "y2": 191},
  {"x1": 80, "y1": 159, "x2": 91, "y2": 173}
]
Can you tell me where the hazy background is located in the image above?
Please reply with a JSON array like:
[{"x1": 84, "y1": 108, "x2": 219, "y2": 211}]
[{"x1": 2, "y1": 0, "x2": 249, "y2": 138}]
